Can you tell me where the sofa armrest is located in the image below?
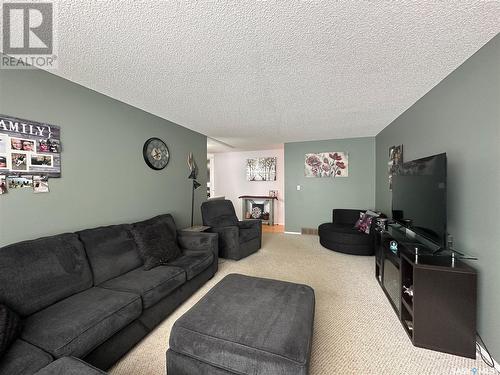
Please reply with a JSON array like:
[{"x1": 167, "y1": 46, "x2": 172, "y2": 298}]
[
  {"x1": 177, "y1": 231, "x2": 218, "y2": 261},
  {"x1": 238, "y1": 220, "x2": 262, "y2": 242},
  {"x1": 209, "y1": 226, "x2": 239, "y2": 237},
  {"x1": 209, "y1": 226, "x2": 239, "y2": 259},
  {"x1": 237, "y1": 219, "x2": 261, "y2": 230}
]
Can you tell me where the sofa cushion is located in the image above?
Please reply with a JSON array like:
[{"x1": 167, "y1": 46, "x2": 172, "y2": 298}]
[
  {"x1": 0, "y1": 304, "x2": 22, "y2": 359},
  {"x1": 131, "y1": 219, "x2": 181, "y2": 270},
  {"x1": 132, "y1": 214, "x2": 178, "y2": 242},
  {"x1": 167, "y1": 252, "x2": 214, "y2": 280},
  {"x1": 34, "y1": 357, "x2": 106, "y2": 375},
  {"x1": 22, "y1": 287, "x2": 141, "y2": 359},
  {"x1": 78, "y1": 224, "x2": 142, "y2": 285},
  {"x1": 318, "y1": 223, "x2": 372, "y2": 246},
  {"x1": 239, "y1": 226, "x2": 260, "y2": 244},
  {"x1": 100, "y1": 266, "x2": 186, "y2": 309},
  {"x1": 0, "y1": 233, "x2": 93, "y2": 316},
  {"x1": 0, "y1": 340, "x2": 52, "y2": 375}
]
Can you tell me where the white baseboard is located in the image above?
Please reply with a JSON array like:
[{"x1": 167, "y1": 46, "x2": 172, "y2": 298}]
[
  {"x1": 477, "y1": 341, "x2": 500, "y2": 372},
  {"x1": 284, "y1": 231, "x2": 301, "y2": 235}
]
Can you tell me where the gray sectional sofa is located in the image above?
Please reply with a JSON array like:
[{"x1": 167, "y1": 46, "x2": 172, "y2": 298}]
[{"x1": 0, "y1": 214, "x2": 218, "y2": 375}]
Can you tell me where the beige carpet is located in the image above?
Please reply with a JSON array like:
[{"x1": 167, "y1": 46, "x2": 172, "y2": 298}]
[{"x1": 110, "y1": 233, "x2": 493, "y2": 375}]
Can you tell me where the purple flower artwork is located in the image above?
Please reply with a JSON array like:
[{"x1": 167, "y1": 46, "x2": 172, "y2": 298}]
[{"x1": 304, "y1": 152, "x2": 348, "y2": 178}]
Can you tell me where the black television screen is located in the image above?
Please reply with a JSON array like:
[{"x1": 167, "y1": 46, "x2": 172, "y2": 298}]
[{"x1": 392, "y1": 153, "x2": 447, "y2": 248}]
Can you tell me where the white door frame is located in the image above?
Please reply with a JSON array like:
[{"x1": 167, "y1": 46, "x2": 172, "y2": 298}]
[{"x1": 207, "y1": 153, "x2": 215, "y2": 198}]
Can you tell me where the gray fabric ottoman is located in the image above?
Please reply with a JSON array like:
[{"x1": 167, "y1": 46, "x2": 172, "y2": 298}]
[{"x1": 167, "y1": 273, "x2": 315, "y2": 375}]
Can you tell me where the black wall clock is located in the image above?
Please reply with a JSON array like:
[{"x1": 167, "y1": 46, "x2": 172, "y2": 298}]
[{"x1": 143, "y1": 137, "x2": 170, "y2": 170}]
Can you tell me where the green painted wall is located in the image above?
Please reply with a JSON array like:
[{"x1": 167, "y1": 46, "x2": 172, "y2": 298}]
[
  {"x1": 376, "y1": 35, "x2": 500, "y2": 359},
  {"x1": 285, "y1": 137, "x2": 376, "y2": 233},
  {"x1": 0, "y1": 65, "x2": 207, "y2": 247}
]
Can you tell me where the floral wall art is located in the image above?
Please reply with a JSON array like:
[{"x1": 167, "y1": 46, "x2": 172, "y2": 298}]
[
  {"x1": 304, "y1": 152, "x2": 348, "y2": 178},
  {"x1": 388, "y1": 145, "x2": 403, "y2": 190}
]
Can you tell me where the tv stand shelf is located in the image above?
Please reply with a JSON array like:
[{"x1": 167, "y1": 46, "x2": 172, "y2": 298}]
[{"x1": 375, "y1": 226, "x2": 477, "y2": 359}]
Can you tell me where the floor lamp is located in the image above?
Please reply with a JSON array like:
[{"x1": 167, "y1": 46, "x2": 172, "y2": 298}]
[
  {"x1": 190, "y1": 178, "x2": 201, "y2": 227},
  {"x1": 188, "y1": 152, "x2": 201, "y2": 227}
]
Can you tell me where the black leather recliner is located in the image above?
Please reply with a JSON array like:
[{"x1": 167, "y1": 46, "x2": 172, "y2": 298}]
[{"x1": 201, "y1": 200, "x2": 262, "y2": 260}]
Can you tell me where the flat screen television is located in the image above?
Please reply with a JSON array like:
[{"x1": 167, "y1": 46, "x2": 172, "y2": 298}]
[{"x1": 391, "y1": 153, "x2": 447, "y2": 249}]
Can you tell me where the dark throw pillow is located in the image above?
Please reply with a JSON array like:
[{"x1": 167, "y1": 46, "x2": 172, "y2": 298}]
[
  {"x1": 355, "y1": 210, "x2": 380, "y2": 234},
  {"x1": 353, "y1": 212, "x2": 365, "y2": 230},
  {"x1": 131, "y1": 222, "x2": 181, "y2": 270},
  {"x1": 0, "y1": 304, "x2": 22, "y2": 359},
  {"x1": 357, "y1": 215, "x2": 374, "y2": 234}
]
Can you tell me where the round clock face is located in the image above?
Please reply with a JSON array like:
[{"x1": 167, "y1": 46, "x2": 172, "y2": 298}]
[{"x1": 143, "y1": 138, "x2": 170, "y2": 170}]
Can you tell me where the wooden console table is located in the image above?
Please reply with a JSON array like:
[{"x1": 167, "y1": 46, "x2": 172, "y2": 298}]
[{"x1": 238, "y1": 195, "x2": 278, "y2": 226}]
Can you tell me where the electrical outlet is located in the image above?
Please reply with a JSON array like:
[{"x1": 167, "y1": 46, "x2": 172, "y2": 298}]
[{"x1": 296, "y1": 185, "x2": 301, "y2": 191}]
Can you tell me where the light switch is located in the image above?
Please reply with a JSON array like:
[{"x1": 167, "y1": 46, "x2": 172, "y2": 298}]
[{"x1": 296, "y1": 185, "x2": 301, "y2": 191}]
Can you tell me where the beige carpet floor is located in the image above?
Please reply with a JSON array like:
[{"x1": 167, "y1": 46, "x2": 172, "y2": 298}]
[{"x1": 110, "y1": 233, "x2": 494, "y2": 375}]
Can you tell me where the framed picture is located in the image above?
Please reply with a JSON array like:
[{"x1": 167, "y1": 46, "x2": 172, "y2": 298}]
[
  {"x1": 0, "y1": 114, "x2": 62, "y2": 177},
  {"x1": 0, "y1": 134, "x2": 7, "y2": 153},
  {"x1": 33, "y1": 175, "x2": 50, "y2": 193},
  {"x1": 31, "y1": 154, "x2": 54, "y2": 167},
  {"x1": 10, "y1": 153, "x2": 28, "y2": 171},
  {"x1": 0, "y1": 155, "x2": 7, "y2": 169},
  {"x1": 246, "y1": 157, "x2": 277, "y2": 181},
  {"x1": 305, "y1": 152, "x2": 348, "y2": 178},
  {"x1": 388, "y1": 145, "x2": 403, "y2": 190},
  {"x1": 7, "y1": 176, "x2": 33, "y2": 189},
  {"x1": 11, "y1": 138, "x2": 35, "y2": 152}
]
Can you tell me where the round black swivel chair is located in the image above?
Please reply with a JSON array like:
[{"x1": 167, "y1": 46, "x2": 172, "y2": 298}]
[{"x1": 318, "y1": 209, "x2": 378, "y2": 256}]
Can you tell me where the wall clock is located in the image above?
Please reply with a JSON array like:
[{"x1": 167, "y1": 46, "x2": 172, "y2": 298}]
[{"x1": 143, "y1": 137, "x2": 170, "y2": 170}]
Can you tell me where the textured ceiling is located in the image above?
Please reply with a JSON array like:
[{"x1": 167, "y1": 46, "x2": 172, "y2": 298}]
[{"x1": 14, "y1": 1, "x2": 500, "y2": 151}]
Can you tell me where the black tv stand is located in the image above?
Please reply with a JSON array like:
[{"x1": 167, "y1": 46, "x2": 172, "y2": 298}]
[{"x1": 375, "y1": 224, "x2": 477, "y2": 358}]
